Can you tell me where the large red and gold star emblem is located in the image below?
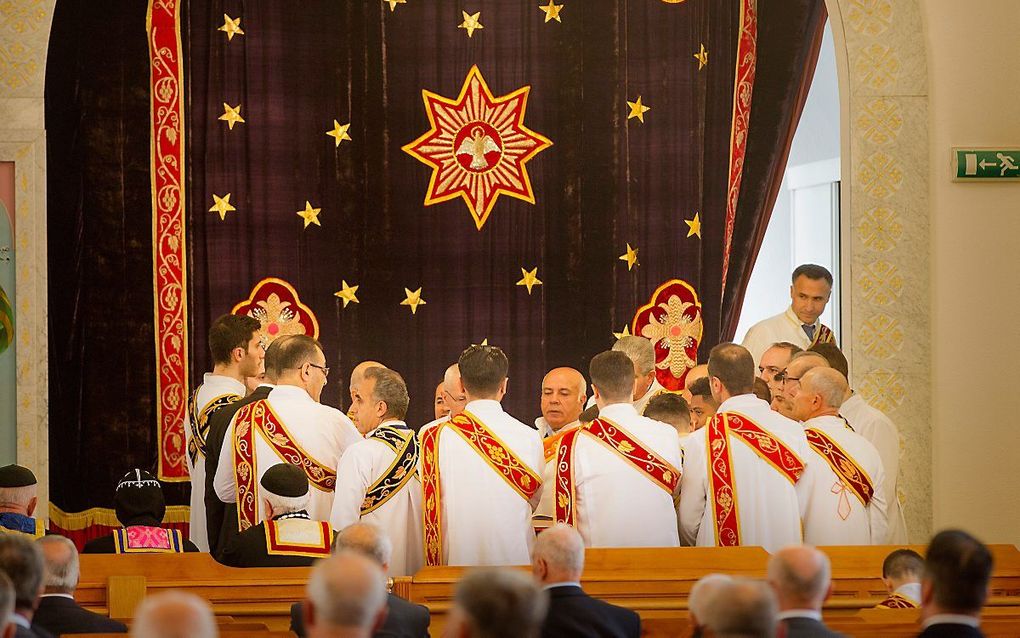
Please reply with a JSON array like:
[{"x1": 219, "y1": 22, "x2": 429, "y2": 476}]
[{"x1": 402, "y1": 65, "x2": 553, "y2": 230}]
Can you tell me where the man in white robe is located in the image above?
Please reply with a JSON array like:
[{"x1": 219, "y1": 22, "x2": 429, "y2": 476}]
[
  {"x1": 792, "y1": 367, "x2": 887, "y2": 545},
  {"x1": 532, "y1": 367, "x2": 586, "y2": 531},
  {"x1": 758, "y1": 342, "x2": 802, "y2": 401},
  {"x1": 214, "y1": 335, "x2": 361, "y2": 529},
  {"x1": 679, "y1": 343, "x2": 810, "y2": 553},
  {"x1": 741, "y1": 264, "x2": 837, "y2": 365},
  {"x1": 561, "y1": 351, "x2": 681, "y2": 547},
  {"x1": 330, "y1": 366, "x2": 423, "y2": 576},
  {"x1": 347, "y1": 360, "x2": 385, "y2": 419},
  {"x1": 585, "y1": 336, "x2": 665, "y2": 415},
  {"x1": 423, "y1": 345, "x2": 543, "y2": 566},
  {"x1": 772, "y1": 351, "x2": 830, "y2": 420},
  {"x1": 185, "y1": 314, "x2": 263, "y2": 551}
]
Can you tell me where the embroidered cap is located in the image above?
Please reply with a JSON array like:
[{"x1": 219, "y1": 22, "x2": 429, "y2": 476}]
[
  {"x1": 116, "y1": 469, "x2": 161, "y2": 492},
  {"x1": 260, "y1": 464, "x2": 309, "y2": 498},
  {"x1": 114, "y1": 469, "x2": 166, "y2": 526},
  {"x1": 0, "y1": 464, "x2": 37, "y2": 488}
]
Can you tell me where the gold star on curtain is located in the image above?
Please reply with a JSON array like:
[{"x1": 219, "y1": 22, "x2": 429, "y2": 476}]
[
  {"x1": 613, "y1": 325, "x2": 632, "y2": 339},
  {"x1": 327, "y1": 120, "x2": 352, "y2": 147},
  {"x1": 694, "y1": 43, "x2": 709, "y2": 70},
  {"x1": 401, "y1": 287, "x2": 426, "y2": 314},
  {"x1": 619, "y1": 243, "x2": 639, "y2": 270},
  {"x1": 208, "y1": 193, "x2": 236, "y2": 221},
  {"x1": 626, "y1": 96, "x2": 650, "y2": 123},
  {"x1": 539, "y1": 1, "x2": 564, "y2": 23},
  {"x1": 296, "y1": 201, "x2": 322, "y2": 228},
  {"x1": 516, "y1": 267, "x2": 543, "y2": 294},
  {"x1": 218, "y1": 14, "x2": 244, "y2": 41},
  {"x1": 459, "y1": 11, "x2": 483, "y2": 37},
  {"x1": 219, "y1": 103, "x2": 245, "y2": 130},
  {"x1": 334, "y1": 281, "x2": 360, "y2": 308},
  {"x1": 685, "y1": 212, "x2": 702, "y2": 238},
  {"x1": 472, "y1": 338, "x2": 490, "y2": 347},
  {"x1": 383, "y1": 0, "x2": 406, "y2": 10}
]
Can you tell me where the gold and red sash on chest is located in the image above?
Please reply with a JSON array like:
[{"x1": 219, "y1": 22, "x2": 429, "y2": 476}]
[
  {"x1": 875, "y1": 593, "x2": 919, "y2": 609},
  {"x1": 810, "y1": 323, "x2": 836, "y2": 348},
  {"x1": 708, "y1": 412, "x2": 805, "y2": 546},
  {"x1": 265, "y1": 516, "x2": 333, "y2": 558},
  {"x1": 361, "y1": 425, "x2": 419, "y2": 516},
  {"x1": 232, "y1": 399, "x2": 337, "y2": 531},
  {"x1": 113, "y1": 526, "x2": 185, "y2": 554},
  {"x1": 543, "y1": 426, "x2": 575, "y2": 462},
  {"x1": 554, "y1": 418, "x2": 680, "y2": 527},
  {"x1": 805, "y1": 426, "x2": 875, "y2": 508},
  {"x1": 421, "y1": 411, "x2": 541, "y2": 566},
  {"x1": 188, "y1": 391, "x2": 241, "y2": 466}
]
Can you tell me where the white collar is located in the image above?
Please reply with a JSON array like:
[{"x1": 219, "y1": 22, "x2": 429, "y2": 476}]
[
  {"x1": 40, "y1": 593, "x2": 74, "y2": 600},
  {"x1": 269, "y1": 384, "x2": 314, "y2": 402},
  {"x1": 599, "y1": 402, "x2": 639, "y2": 419},
  {"x1": 542, "y1": 581, "x2": 582, "y2": 591},
  {"x1": 10, "y1": 614, "x2": 29, "y2": 628},
  {"x1": 535, "y1": 417, "x2": 580, "y2": 438},
  {"x1": 785, "y1": 306, "x2": 818, "y2": 329},
  {"x1": 776, "y1": 609, "x2": 822, "y2": 621},
  {"x1": 922, "y1": 614, "x2": 980, "y2": 629},
  {"x1": 716, "y1": 393, "x2": 768, "y2": 413},
  {"x1": 894, "y1": 582, "x2": 921, "y2": 603}
]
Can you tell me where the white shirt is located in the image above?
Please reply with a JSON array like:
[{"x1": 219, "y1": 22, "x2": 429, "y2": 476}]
[
  {"x1": 741, "y1": 306, "x2": 829, "y2": 365},
  {"x1": 679, "y1": 394, "x2": 810, "y2": 553},
  {"x1": 330, "y1": 420, "x2": 423, "y2": 577},
  {"x1": 776, "y1": 610, "x2": 823, "y2": 622},
  {"x1": 436, "y1": 399, "x2": 543, "y2": 566},
  {"x1": 922, "y1": 614, "x2": 981, "y2": 629},
  {"x1": 571, "y1": 403, "x2": 681, "y2": 548},
  {"x1": 840, "y1": 393, "x2": 907, "y2": 543},
  {"x1": 799, "y1": 415, "x2": 888, "y2": 545},
  {"x1": 185, "y1": 373, "x2": 245, "y2": 552},
  {"x1": 533, "y1": 418, "x2": 581, "y2": 530},
  {"x1": 214, "y1": 384, "x2": 361, "y2": 524}
]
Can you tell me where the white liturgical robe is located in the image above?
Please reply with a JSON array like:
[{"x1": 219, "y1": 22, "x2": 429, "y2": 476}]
[
  {"x1": 185, "y1": 373, "x2": 245, "y2": 552},
  {"x1": 214, "y1": 384, "x2": 361, "y2": 525},
  {"x1": 570, "y1": 403, "x2": 681, "y2": 547},
  {"x1": 329, "y1": 420, "x2": 423, "y2": 576},
  {"x1": 435, "y1": 399, "x2": 543, "y2": 566},
  {"x1": 679, "y1": 394, "x2": 810, "y2": 553},
  {"x1": 840, "y1": 393, "x2": 906, "y2": 543},
  {"x1": 799, "y1": 415, "x2": 888, "y2": 546},
  {"x1": 741, "y1": 306, "x2": 832, "y2": 365},
  {"x1": 533, "y1": 417, "x2": 581, "y2": 531},
  {"x1": 585, "y1": 377, "x2": 666, "y2": 416}
]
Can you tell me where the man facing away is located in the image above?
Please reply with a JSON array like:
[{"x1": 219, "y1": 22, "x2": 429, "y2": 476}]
[
  {"x1": 679, "y1": 343, "x2": 810, "y2": 552},
  {"x1": 0, "y1": 534, "x2": 52, "y2": 638},
  {"x1": 130, "y1": 592, "x2": 216, "y2": 638},
  {"x1": 419, "y1": 345, "x2": 543, "y2": 566},
  {"x1": 0, "y1": 466, "x2": 44, "y2": 539},
  {"x1": 445, "y1": 569, "x2": 547, "y2": 638},
  {"x1": 610, "y1": 336, "x2": 665, "y2": 415},
  {"x1": 185, "y1": 313, "x2": 264, "y2": 552},
  {"x1": 214, "y1": 335, "x2": 361, "y2": 532},
  {"x1": 532, "y1": 524, "x2": 639, "y2": 638},
  {"x1": 768, "y1": 546, "x2": 845, "y2": 638},
  {"x1": 554, "y1": 351, "x2": 681, "y2": 548},
  {"x1": 876, "y1": 548, "x2": 923, "y2": 609},
  {"x1": 918, "y1": 529, "x2": 994, "y2": 638},
  {"x1": 742, "y1": 264, "x2": 837, "y2": 365},
  {"x1": 302, "y1": 551, "x2": 390, "y2": 638},
  {"x1": 533, "y1": 367, "x2": 586, "y2": 533},
  {"x1": 34, "y1": 535, "x2": 126, "y2": 635},
  {"x1": 792, "y1": 368, "x2": 888, "y2": 545},
  {"x1": 331, "y1": 367, "x2": 423, "y2": 576}
]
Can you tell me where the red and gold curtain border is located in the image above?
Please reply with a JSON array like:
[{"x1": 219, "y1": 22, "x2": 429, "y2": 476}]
[{"x1": 147, "y1": 0, "x2": 190, "y2": 481}]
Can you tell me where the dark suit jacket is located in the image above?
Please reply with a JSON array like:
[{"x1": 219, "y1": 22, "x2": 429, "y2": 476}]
[
  {"x1": 14, "y1": 618, "x2": 54, "y2": 638},
  {"x1": 540, "y1": 585, "x2": 640, "y2": 638},
  {"x1": 205, "y1": 385, "x2": 272, "y2": 557},
  {"x1": 782, "y1": 616, "x2": 846, "y2": 638},
  {"x1": 33, "y1": 595, "x2": 128, "y2": 635},
  {"x1": 290, "y1": 593, "x2": 430, "y2": 638},
  {"x1": 917, "y1": 623, "x2": 985, "y2": 638}
]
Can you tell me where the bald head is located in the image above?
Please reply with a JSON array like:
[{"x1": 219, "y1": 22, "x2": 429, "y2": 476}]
[
  {"x1": 350, "y1": 361, "x2": 386, "y2": 395},
  {"x1": 774, "y1": 352, "x2": 830, "y2": 419},
  {"x1": 305, "y1": 551, "x2": 388, "y2": 636},
  {"x1": 540, "y1": 368, "x2": 587, "y2": 431},
  {"x1": 442, "y1": 364, "x2": 467, "y2": 417},
  {"x1": 131, "y1": 591, "x2": 217, "y2": 638},
  {"x1": 532, "y1": 523, "x2": 585, "y2": 584},
  {"x1": 795, "y1": 368, "x2": 849, "y2": 420},
  {"x1": 333, "y1": 522, "x2": 393, "y2": 571},
  {"x1": 768, "y1": 546, "x2": 832, "y2": 611}
]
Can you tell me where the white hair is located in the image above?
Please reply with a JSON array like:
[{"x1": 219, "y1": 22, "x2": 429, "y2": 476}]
[
  {"x1": 131, "y1": 591, "x2": 217, "y2": 638},
  {"x1": 263, "y1": 490, "x2": 310, "y2": 516},
  {"x1": 0, "y1": 485, "x2": 35, "y2": 511},
  {"x1": 334, "y1": 522, "x2": 393, "y2": 568},
  {"x1": 612, "y1": 336, "x2": 655, "y2": 375},
  {"x1": 689, "y1": 573, "x2": 733, "y2": 623},
  {"x1": 306, "y1": 550, "x2": 387, "y2": 630},
  {"x1": 38, "y1": 535, "x2": 79, "y2": 593},
  {"x1": 801, "y1": 367, "x2": 849, "y2": 410},
  {"x1": 533, "y1": 524, "x2": 585, "y2": 578}
]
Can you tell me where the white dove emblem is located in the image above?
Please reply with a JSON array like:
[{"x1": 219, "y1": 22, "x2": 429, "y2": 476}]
[{"x1": 456, "y1": 126, "x2": 501, "y2": 170}]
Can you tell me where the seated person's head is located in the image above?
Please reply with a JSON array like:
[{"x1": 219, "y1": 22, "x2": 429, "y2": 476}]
[
  {"x1": 130, "y1": 591, "x2": 217, "y2": 638},
  {"x1": 37, "y1": 535, "x2": 79, "y2": 595},
  {"x1": 260, "y1": 464, "x2": 311, "y2": 520},
  {"x1": 114, "y1": 469, "x2": 166, "y2": 527},
  {"x1": 532, "y1": 524, "x2": 584, "y2": 586},
  {"x1": 447, "y1": 569, "x2": 548, "y2": 638},
  {"x1": 0, "y1": 534, "x2": 45, "y2": 617},
  {"x1": 0, "y1": 465, "x2": 38, "y2": 518},
  {"x1": 643, "y1": 392, "x2": 692, "y2": 435},
  {"x1": 922, "y1": 529, "x2": 993, "y2": 617},
  {"x1": 0, "y1": 572, "x2": 14, "y2": 638},
  {"x1": 304, "y1": 550, "x2": 389, "y2": 637},
  {"x1": 688, "y1": 573, "x2": 732, "y2": 633},
  {"x1": 767, "y1": 545, "x2": 832, "y2": 612},
  {"x1": 702, "y1": 577, "x2": 778, "y2": 638},
  {"x1": 687, "y1": 377, "x2": 718, "y2": 431},
  {"x1": 458, "y1": 345, "x2": 510, "y2": 401},
  {"x1": 882, "y1": 548, "x2": 924, "y2": 593},
  {"x1": 333, "y1": 522, "x2": 393, "y2": 574}
]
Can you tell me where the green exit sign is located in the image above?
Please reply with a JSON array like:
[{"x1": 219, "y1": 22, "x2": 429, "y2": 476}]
[{"x1": 953, "y1": 148, "x2": 1020, "y2": 181}]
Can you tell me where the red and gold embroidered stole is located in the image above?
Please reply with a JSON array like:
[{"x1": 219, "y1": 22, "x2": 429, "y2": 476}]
[
  {"x1": 232, "y1": 400, "x2": 337, "y2": 531},
  {"x1": 188, "y1": 391, "x2": 240, "y2": 466},
  {"x1": 542, "y1": 426, "x2": 575, "y2": 463},
  {"x1": 421, "y1": 412, "x2": 542, "y2": 566},
  {"x1": 554, "y1": 418, "x2": 680, "y2": 526},
  {"x1": 875, "y1": 593, "x2": 919, "y2": 609},
  {"x1": 265, "y1": 519, "x2": 333, "y2": 558},
  {"x1": 805, "y1": 427, "x2": 874, "y2": 507},
  {"x1": 810, "y1": 324, "x2": 835, "y2": 348},
  {"x1": 708, "y1": 413, "x2": 805, "y2": 546}
]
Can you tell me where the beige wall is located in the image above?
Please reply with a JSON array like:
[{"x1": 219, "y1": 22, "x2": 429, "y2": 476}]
[{"x1": 924, "y1": 1, "x2": 1020, "y2": 545}]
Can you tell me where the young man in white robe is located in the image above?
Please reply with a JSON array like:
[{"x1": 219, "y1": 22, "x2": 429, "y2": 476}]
[
  {"x1": 330, "y1": 366, "x2": 423, "y2": 576},
  {"x1": 214, "y1": 335, "x2": 361, "y2": 530},
  {"x1": 679, "y1": 343, "x2": 811, "y2": 553},
  {"x1": 792, "y1": 367, "x2": 888, "y2": 545},
  {"x1": 185, "y1": 313, "x2": 263, "y2": 551},
  {"x1": 532, "y1": 367, "x2": 587, "y2": 532},
  {"x1": 585, "y1": 336, "x2": 665, "y2": 415}
]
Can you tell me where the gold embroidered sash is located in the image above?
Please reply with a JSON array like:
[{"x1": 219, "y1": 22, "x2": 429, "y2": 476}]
[
  {"x1": 805, "y1": 427, "x2": 875, "y2": 507},
  {"x1": 875, "y1": 593, "x2": 918, "y2": 609},
  {"x1": 361, "y1": 426, "x2": 419, "y2": 516},
  {"x1": 810, "y1": 323, "x2": 835, "y2": 348},
  {"x1": 265, "y1": 519, "x2": 333, "y2": 558},
  {"x1": 188, "y1": 391, "x2": 241, "y2": 466}
]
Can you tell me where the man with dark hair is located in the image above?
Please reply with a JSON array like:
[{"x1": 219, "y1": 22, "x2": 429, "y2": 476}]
[
  {"x1": 34, "y1": 535, "x2": 127, "y2": 634},
  {"x1": 420, "y1": 345, "x2": 542, "y2": 566},
  {"x1": 446, "y1": 569, "x2": 547, "y2": 638},
  {"x1": 742, "y1": 264, "x2": 837, "y2": 365},
  {"x1": 919, "y1": 530, "x2": 993, "y2": 637},
  {"x1": 679, "y1": 343, "x2": 809, "y2": 552},
  {"x1": 551, "y1": 351, "x2": 681, "y2": 547},
  {"x1": 760, "y1": 342, "x2": 802, "y2": 400},
  {"x1": 687, "y1": 377, "x2": 718, "y2": 431},
  {"x1": 331, "y1": 367, "x2": 422, "y2": 576},
  {"x1": 185, "y1": 313, "x2": 263, "y2": 552},
  {"x1": 0, "y1": 571, "x2": 17, "y2": 638},
  {"x1": 215, "y1": 335, "x2": 360, "y2": 536},
  {"x1": 752, "y1": 378, "x2": 772, "y2": 403},
  {"x1": 807, "y1": 342, "x2": 848, "y2": 379},
  {"x1": 0, "y1": 533, "x2": 52, "y2": 637},
  {"x1": 876, "y1": 548, "x2": 924, "y2": 609},
  {"x1": 643, "y1": 392, "x2": 692, "y2": 435}
]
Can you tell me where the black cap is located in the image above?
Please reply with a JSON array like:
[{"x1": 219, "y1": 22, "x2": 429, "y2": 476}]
[
  {"x1": 0, "y1": 465, "x2": 37, "y2": 488},
  {"x1": 260, "y1": 464, "x2": 309, "y2": 498},
  {"x1": 114, "y1": 469, "x2": 165, "y2": 526}
]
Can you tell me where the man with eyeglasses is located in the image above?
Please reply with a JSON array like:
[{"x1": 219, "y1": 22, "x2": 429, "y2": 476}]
[
  {"x1": 771, "y1": 352, "x2": 830, "y2": 420},
  {"x1": 758, "y1": 342, "x2": 802, "y2": 401},
  {"x1": 215, "y1": 335, "x2": 361, "y2": 533}
]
